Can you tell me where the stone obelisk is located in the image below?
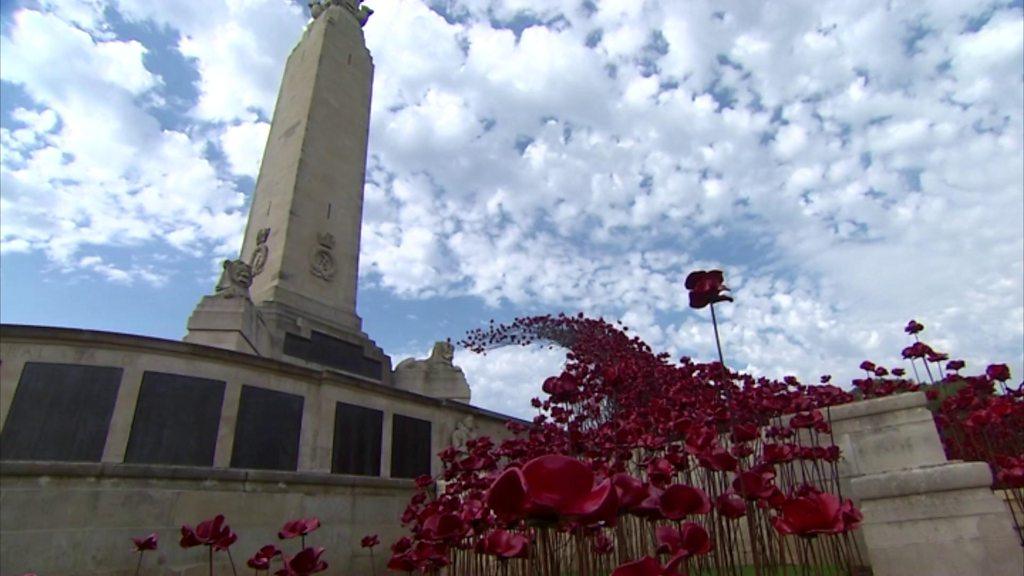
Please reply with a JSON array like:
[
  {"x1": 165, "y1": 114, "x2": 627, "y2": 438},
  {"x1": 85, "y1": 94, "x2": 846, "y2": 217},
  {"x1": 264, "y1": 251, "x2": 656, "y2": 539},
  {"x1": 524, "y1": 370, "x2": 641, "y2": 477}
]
[{"x1": 186, "y1": 1, "x2": 389, "y2": 381}]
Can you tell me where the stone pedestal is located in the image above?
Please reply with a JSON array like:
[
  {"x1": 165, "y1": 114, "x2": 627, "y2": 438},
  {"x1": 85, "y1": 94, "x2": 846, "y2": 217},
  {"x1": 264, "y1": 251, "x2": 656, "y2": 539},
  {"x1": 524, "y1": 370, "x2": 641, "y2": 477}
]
[
  {"x1": 851, "y1": 461, "x2": 1022, "y2": 576},
  {"x1": 184, "y1": 293, "x2": 270, "y2": 356},
  {"x1": 830, "y1": 392, "x2": 1023, "y2": 576}
]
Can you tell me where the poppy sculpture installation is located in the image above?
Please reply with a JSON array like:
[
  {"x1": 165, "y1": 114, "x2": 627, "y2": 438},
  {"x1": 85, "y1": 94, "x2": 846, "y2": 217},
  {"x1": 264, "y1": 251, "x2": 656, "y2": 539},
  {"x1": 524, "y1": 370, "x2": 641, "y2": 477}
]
[
  {"x1": 382, "y1": 272, "x2": 869, "y2": 576},
  {"x1": 381, "y1": 268, "x2": 1021, "y2": 575}
]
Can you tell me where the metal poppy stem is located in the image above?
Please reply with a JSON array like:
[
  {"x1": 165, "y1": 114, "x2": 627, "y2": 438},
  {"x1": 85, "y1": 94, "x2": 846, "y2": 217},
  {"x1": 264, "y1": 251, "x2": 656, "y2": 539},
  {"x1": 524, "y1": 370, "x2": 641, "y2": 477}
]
[{"x1": 709, "y1": 303, "x2": 727, "y2": 371}]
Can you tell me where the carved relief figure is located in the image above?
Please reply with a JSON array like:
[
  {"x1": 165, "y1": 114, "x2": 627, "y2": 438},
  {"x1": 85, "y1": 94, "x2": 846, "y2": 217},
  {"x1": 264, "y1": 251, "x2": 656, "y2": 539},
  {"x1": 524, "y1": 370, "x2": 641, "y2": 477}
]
[
  {"x1": 250, "y1": 227, "x2": 270, "y2": 277},
  {"x1": 450, "y1": 415, "x2": 476, "y2": 451},
  {"x1": 310, "y1": 232, "x2": 336, "y2": 281},
  {"x1": 215, "y1": 259, "x2": 253, "y2": 299}
]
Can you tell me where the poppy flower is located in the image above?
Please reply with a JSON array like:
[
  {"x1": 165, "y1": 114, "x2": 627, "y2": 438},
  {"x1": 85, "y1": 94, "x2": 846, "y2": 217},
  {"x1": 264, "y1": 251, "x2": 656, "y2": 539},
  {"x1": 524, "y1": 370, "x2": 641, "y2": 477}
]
[
  {"x1": 905, "y1": 320, "x2": 924, "y2": 335},
  {"x1": 658, "y1": 484, "x2": 711, "y2": 520},
  {"x1": 391, "y1": 536, "x2": 413, "y2": 554},
  {"x1": 276, "y1": 547, "x2": 328, "y2": 576},
  {"x1": 859, "y1": 361, "x2": 876, "y2": 373},
  {"x1": 247, "y1": 545, "x2": 282, "y2": 570},
  {"x1": 132, "y1": 533, "x2": 158, "y2": 552},
  {"x1": 733, "y1": 468, "x2": 776, "y2": 501},
  {"x1": 771, "y1": 491, "x2": 844, "y2": 537},
  {"x1": 946, "y1": 360, "x2": 965, "y2": 373},
  {"x1": 986, "y1": 364, "x2": 1011, "y2": 382},
  {"x1": 592, "y1": 533, "x2": 614, "y2": 555},
  {"x1": 484, "y1": 455, "x2": 618, "y2": 524},
  {"x1": 684, "y1": 270, "x2": 733, "y2": 309},
  {"x1": 612, "y1": 473, "x2": 647, "y2": 510},
  {"x1": 996, "y1": 457, "x2": 1024, "y2": 488},
  {"x1": 418, "y1": 512, "x2": 465, "y2": 542},
  {"x1": 611, "y1": 556, "x2": 670, "y2": 576},
  {"x1": 715, "y1": 492, "x2": 747, "y2": 519},
  {"x1": 892, "y1": 368, "x2": 906, "y2": 377},
  {"x1": 361, "y1": 534, "x2": 380, "y2": 549},
  {"x1": 480, "y1": 530, "x2": 530, "y2": 559},
  {"x1": 181, "y1": 515, "x2": 237, "y2": 550},
  {"x1": 279, "y1": 517, "x2": 321, "y2": 540},
  {"x1": 901, "y1": 342, "x2": 934, "y2": 359},
  {"x1": 790, "y1": 410, "x2": 824, "y2": 429},
  {"x1": 840, "y1": 499, "x2": 863, "y2": 531},
  {"x1": 655, "y1": 522, "x2": 712, "y2": 558}
]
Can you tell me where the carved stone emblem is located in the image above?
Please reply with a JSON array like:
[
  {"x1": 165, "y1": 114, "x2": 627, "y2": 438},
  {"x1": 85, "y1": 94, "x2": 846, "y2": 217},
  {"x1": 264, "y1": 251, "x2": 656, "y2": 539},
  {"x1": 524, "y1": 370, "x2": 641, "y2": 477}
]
[
  {"x1": 215, "y1": 259, "x2": 253, "y2": 299},
  {"x1": 311, "y1": 232, "x2": 336, "y2": 281},
  {"x1": 250, "y1": 227, "x2": 270, "y2": 277}
]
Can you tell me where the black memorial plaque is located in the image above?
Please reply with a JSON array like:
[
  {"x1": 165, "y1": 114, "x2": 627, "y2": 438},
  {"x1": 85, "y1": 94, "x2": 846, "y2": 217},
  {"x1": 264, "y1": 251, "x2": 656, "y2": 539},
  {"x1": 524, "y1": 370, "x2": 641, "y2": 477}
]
[
  {"x1": 283, "y1": 331, "x2": 383, "y2": 380},
  {"x1": 1, "y1": 362, "x2": 122, "y2": 462},
  {"x1": 124, "y1": 371, "x2": 225, "y2": 466},
  {"x1": 331, "y1": 402, "x2": 383, "y2": 476},
  {"x1": 230, "y1": 385, "x2": 304, "y2": 470},
  {"x1": 390, "y1": 414, "x2": 432, "y2": 479}
]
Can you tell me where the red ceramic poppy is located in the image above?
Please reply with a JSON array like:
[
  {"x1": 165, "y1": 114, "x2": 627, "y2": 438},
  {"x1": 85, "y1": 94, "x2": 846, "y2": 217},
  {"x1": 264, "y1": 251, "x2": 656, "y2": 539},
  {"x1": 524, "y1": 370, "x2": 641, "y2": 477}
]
[
  {"x1": 180, "y1": 515, "x2": 237, "y2": 550},
  {"x1": 278, "y1": 547, "x2": 328, "y2": 576},
  {"x1": 986, "y1": 364, "x2": 1011, "y2": 381},
  {"x1": 247, "y1": 545, "x2": 281, "y2": 570},
  {"x1": 715, "y1": 492, "x2": 747, "y2": 519},
  {"x1": 684, "y1": 269, "x2": 733, "y2": 309},
  {"x1": 771, "y1": 491, "x2": 844, "y2": 537},
  {"x1": 480, "y1": 529, "x2": 530, "y2": 559},
  {"x1": 360, "y1": 534, "x2": 380, "y2": 549},
  {"x1": 658, "y1": 484, "x2": 711, "y2": 520},
  {"x1": 132, "y1": 533, "x2": 158, "y2": 552},
  {"x1": 278, "y1": 517, "x2": 321, "y2": 540},
  {"x1": 655, "y1": 522, "x2": 711, "y2": 558}
]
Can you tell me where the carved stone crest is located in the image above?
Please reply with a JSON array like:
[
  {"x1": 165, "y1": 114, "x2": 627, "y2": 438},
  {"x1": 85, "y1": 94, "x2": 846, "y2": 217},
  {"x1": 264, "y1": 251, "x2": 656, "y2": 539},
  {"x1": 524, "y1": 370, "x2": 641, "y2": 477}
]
[
  {"x1": 310, "y1": 232, "x2": 336, "y2": 281},
  {"x1": 215, "y1": 259, "x2": 253, "y2": 299},
  {"x1": 250, "y1": 227, "x2": 270, "y2": 277}
]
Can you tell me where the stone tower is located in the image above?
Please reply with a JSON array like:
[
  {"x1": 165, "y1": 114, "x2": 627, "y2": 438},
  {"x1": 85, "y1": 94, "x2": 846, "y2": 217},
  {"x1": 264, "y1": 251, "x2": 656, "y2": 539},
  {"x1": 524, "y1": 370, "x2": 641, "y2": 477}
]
[{"x1": 185, "y1": 0, "x2": 389, "y2": 381}]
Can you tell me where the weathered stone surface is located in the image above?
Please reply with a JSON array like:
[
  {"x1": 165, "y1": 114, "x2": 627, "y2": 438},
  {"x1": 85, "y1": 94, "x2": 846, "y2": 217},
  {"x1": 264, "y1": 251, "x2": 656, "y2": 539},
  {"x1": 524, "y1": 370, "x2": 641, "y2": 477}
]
[
  {"x1": 0, "y1": 462, "x2": 417, "y2": 575},
  {"x1": 836, "y1": 393, "x2": 1024, "y2": 576}
]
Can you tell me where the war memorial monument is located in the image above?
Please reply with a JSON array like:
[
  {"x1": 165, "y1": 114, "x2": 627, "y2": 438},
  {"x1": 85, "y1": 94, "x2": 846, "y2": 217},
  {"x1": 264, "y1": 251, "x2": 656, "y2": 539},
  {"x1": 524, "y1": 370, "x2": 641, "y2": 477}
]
[{"x1": 0, "y1": 1, "x2": 507, "y2": 572}]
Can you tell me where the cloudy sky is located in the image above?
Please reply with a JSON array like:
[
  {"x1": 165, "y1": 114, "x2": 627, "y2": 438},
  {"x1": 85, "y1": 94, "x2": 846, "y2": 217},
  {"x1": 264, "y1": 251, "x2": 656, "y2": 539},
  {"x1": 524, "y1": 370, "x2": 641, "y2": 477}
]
[{"x1": 1, "y1": 0, "x2": 1021, "y2": 418}]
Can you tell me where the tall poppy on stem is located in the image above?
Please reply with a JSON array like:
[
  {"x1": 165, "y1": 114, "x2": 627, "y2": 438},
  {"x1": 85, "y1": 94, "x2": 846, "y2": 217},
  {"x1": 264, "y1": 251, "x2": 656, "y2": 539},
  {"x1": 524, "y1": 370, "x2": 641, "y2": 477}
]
[
  {"x1": 131, "y1": 533, "x2": 158, "y2": 576},
  {"x1": 685, "y1": 269, "x2": 733, "y2": 371}
]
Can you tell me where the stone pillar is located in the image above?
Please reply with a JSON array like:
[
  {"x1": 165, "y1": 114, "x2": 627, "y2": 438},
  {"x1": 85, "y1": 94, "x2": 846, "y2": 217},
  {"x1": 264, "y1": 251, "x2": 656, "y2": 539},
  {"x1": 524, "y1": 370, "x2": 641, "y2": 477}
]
[
  {"x1": 101, "y1": 365, "x2": 145, "y2": 463},
  {"x1": 212, "y1": 381, "x2": 243, "y2": 467},
  {"x1": 829, "y1": 392, "x2": 1023, "y2": 576}
]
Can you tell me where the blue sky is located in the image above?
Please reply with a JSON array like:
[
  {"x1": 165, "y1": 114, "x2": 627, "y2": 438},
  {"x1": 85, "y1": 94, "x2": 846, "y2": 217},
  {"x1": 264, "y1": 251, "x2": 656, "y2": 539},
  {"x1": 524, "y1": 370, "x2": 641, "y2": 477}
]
[{"x1": 1, "y1": 0, "x2": 1022, "y2": 418}]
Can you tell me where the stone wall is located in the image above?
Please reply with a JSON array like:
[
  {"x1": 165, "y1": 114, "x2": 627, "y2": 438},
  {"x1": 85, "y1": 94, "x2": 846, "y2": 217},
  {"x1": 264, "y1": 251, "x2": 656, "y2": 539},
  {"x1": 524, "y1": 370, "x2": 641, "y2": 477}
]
[{"x1": 0, "y1": 324, "x2": 517, "y2": 575}]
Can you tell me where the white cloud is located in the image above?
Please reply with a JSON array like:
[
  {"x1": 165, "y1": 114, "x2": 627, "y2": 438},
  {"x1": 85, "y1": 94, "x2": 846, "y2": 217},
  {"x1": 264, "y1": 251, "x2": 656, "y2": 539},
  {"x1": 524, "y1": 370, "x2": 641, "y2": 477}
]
[
  {"x1": 1, "y1": 8, "x2": 245, "y2": 268},
  {"x1": 2, "y1": 0, "x2": 1021, "y2": 414},
  {"x1": 220, "y1": 121, "x2": 270, "y2": 178},
  {"x1": 454, "y1": 346, "x2": 566, "y2": 419}
]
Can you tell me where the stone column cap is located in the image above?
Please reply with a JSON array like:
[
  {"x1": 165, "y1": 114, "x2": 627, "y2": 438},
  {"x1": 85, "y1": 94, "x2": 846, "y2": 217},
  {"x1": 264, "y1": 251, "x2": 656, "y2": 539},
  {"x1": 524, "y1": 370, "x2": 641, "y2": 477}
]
[{"x1": 851, "y1": 460, "x2": 994, "y2": 500}]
